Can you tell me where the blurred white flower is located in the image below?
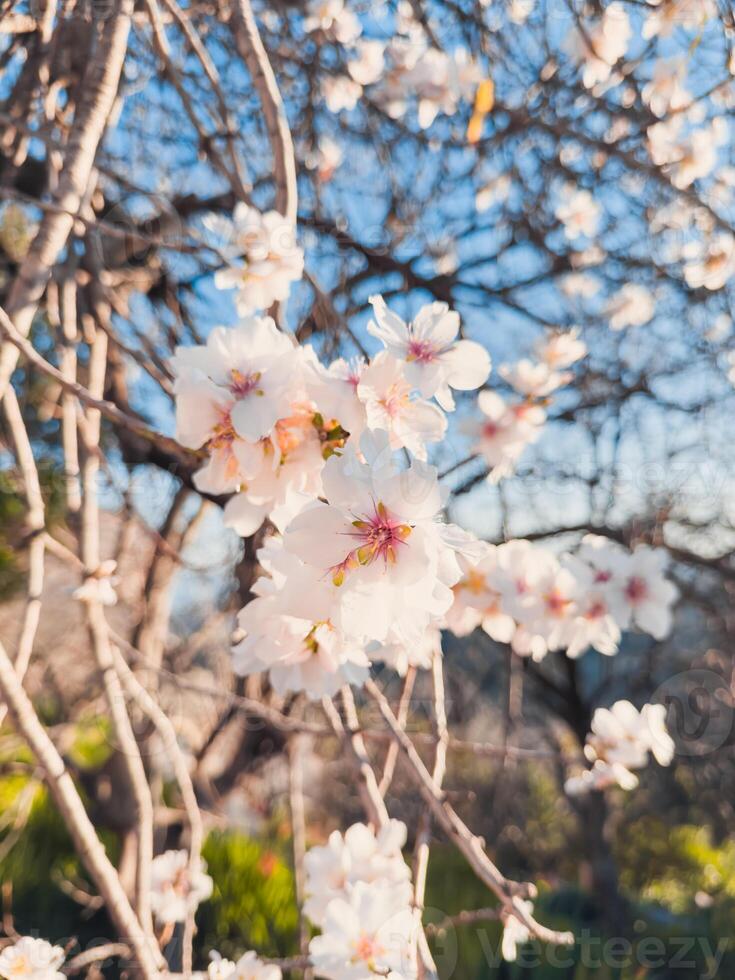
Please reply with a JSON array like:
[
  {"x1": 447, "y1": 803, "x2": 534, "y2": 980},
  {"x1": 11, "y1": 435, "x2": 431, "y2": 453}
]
[
  {"x1": 555, "y1": 186, "x2": 600, "y2": 240},
  {"x1": 683, "y1": 233, "x2": 735, "y2": 290},
  {"x1": 304, "y1": 820, "x2": 411, "y2": 926},
  {"x1": 322, "y1": 74, "x2": 363, "y2": 112},
  {"x1": 150, "y1": 849, "x2": 213, "y2": 924},
  {"x1": 566, "y1": 2, "x2": 631, "y2": 89},
  {"x1": 606, "y1": 545, "x2": 678, "y2": 639},
  {"x1": 0, "y1": 937, "x2": 65, "y2": 980},
  {"x1": 605, "y1": 283, "x2": 655, "y2": 330},
  {"x1": 499, "y1": 359, "x2": 572, "y2": 398},
  {"x1": 369, "y1": 627, "x2": 441, "y2": 675},
  {"x1": 559, "y1": 272, "x2": 599, "y2": 298},
  {"x1": 367, "y1": 295, "x2": 491, "y2": 410},
  {"x1": 208, "y1": 205, "x2": 303, "y2": 314},
  {"x1": 309, "y1": 880, "x2": 417, "y2": 979},
  {"x1": 445, "y1": 547, "x2": 516, "y2": 644},
  {"x1": 566, "y1": 700, "x2": 674, "y2": 795},
  {"x1": 642, "y1": 57, "x2": 690, "y2": 117},
  {"x1": 347, "y1": 39, "x2": 386, "y2": 86},
  {"x1": 534, "y1": 328, "x2": 586, "y2": 370},
  {"x1": 304, "y1": 0, "x2": 361, "y2": 45},
  {"x1": 463, "y1": 391, "x2": 545, "y2": 483},
  {"x1": 508, "y1": 0, "x2": 533, "y2": 25},
  {"x1": 648, "y1": 116, "x2": 726, "y2": 189},
  {"x1": 475, "y1": 174, "x2": 511, "y2": 212},
  {"x1": 207, "y1": 951, "x2": 282, "y2": 980},
  {"x1": 306, "y1": 135, "x2": 343, "y2": 182}
]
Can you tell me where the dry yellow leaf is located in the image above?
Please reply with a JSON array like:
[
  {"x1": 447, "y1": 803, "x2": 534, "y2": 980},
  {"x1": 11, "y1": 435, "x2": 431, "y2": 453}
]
[{"x1": 474, "y1": 78, "x2": 495, "y2": 115}]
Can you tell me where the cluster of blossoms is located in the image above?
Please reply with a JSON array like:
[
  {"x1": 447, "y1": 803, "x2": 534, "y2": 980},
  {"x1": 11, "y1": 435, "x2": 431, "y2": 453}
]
[
  {"x1": 0, "y1": 935, "x2": 282, "y2": 980},
  {"x1": 565, "y1": 700, "x2": 675, "y2": 795},
  {"x1": 647, "y1": 114, "x2": 727, "y2": 192},
  {"x1": 174, "y1": 294, "x2": 490, "y2": 539},
  {"x1": 174, "y1": 245, "x2": 498, "y2": 698},
  {"x1": 560, "y1": 1, "x2": 735, "y2": 302},
  {"x1": 232, "y1": 431, "x2": 485, "y2": 697},
  {"x1": 6, "y1": 823, "x2": 534, "y2": 980},
  {"x1": 205, "y1": 204, "x2": 304, "y2": 315},
  {"x1": 463, "y1": 328, "x2": 586, "y2": 483},
  {"x1": 315, "y1": 1, "x2": 485, "y2": 130},
  {"x1": 566, "y1": 2, "x2": 631, "y2": 91},
  {"x1": 567, "y1": 0, "x2": 716, "y2": 95},
  {"x1": 446, "y1": 535, "x2": 678, "y2": 662},
  {"x1": 299, "y1": 818, "x2": 538, "y2": 974},
  {"x1": 303, "y1": 820, "x2": 417, "y2": 978}
]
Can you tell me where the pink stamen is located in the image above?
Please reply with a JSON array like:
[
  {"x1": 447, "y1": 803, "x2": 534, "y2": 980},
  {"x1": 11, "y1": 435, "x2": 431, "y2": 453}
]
[
  {"x1": 407, "y1": 338, "x2": 438, "y2": 363},
  {"x1": 545, "y1": 590, "x2": 571, "y2": 617},
  {"x1": 585, "y1": 599, "x2": 607, "y2": 620},
  {"x1": 625, "y1": 575, "x2": 648, "y2": 603},
  {"x1": 330, "y1": 501, "x2": 412, "y2": 585}
]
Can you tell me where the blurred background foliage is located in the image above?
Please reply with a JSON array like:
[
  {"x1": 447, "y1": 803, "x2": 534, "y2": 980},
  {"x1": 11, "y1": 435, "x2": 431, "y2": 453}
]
[{"x1": 1, "y1": 733, "x2": 734, "y2": 977}]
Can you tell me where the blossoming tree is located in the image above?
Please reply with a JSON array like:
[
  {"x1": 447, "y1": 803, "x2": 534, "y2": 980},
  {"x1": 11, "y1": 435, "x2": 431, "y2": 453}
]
[{"x1": 0, "y1": 0, "x2": 734, "y2": 977}]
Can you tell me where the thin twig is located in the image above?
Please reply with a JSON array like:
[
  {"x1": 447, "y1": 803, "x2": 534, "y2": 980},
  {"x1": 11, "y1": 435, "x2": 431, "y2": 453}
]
[
  {"x1": 229, "y1": 0, "x2": 297, "y2": 222},
  {"x1": 365, "y1": 679, "x2": 574, "y2": 949}
]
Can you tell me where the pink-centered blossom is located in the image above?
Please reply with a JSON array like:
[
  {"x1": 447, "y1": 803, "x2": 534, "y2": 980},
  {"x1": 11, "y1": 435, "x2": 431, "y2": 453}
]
[{"x1": 367, "y1": 295, "x2": 490, "y2": 411}]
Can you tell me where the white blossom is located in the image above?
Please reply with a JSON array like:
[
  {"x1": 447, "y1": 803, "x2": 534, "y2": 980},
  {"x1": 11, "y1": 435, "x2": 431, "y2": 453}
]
[
  {"x1": 606, "y1": 545, "x2": 678, "y2": 639},
  {"x1": 499, "y1": 359, "x2": 572, "y2": 398},
  {"x1": 501, "y1": 902, "x2": 534, "y2": 961},
  {"x1": 150, "y1": 849, "x2": 214, "y2": 924},
  {"x1": 304, "y1": 820, "x2": 411, "y2": 926},
  {"x1": 232, "y1": 539, "x2": 370, "y2": 699},
  {"x1": 367, "y1": 295, "x2": 491, "y2": 410},
  {"x1": 207, "y1": 951, "x2": 282, "y2": 980},
  {"x1": 555, "y1": 187, "x2": 600, "y2": 240},
  {"x1": 173, "y1": 318, "x2": 297, "y2": 443},
  {"x1": 444, "y1": 547, "x2": 516, "y2": 643},
  {"x1": 462, "y1": 391, "x2": 545, "y2": 483},
  {"x1": 534, "y1": 328, "x2": 586, "y2": 370},
  {"x1": 304, "y1": 0, "x2": 361, "y2": 45},
  {"x1": 683, "y1": 233, "x2": 735, "y2": 291},
  {"x1": 0, "y1": 937, "x2": 65, "y2": 980},
  {"x1": 566, "y1": 3, "x2": 631, "y2": 89},
  {"x1": 309, "y1": 881, "x2": 417, "y2": 980},
  {"x1": 566, "y1": 701, "x2": 674, "y2": 795},
  {"x1": 642, "y1": 58, "x2": 690, "y2": 118},
  {"x1": 323, "y1": 74, "x2": 363, "y2": 112},
  {"x1": 207, "y1": 205, "x2": 304, "y2": 314},
  {"x1": 605, "y1": 284, "x2": 655, "y2": 330},
  {"x1": 283, "y1": 431, "x2": 483, "y2": 647},
  {"x1": 357, "y1": 351, "x2": 447, "y2": 460}
]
